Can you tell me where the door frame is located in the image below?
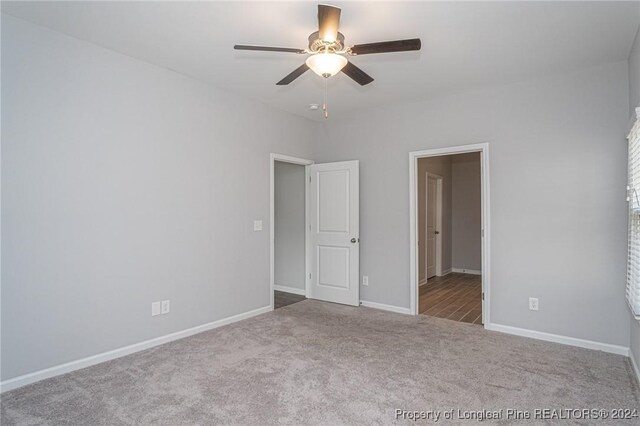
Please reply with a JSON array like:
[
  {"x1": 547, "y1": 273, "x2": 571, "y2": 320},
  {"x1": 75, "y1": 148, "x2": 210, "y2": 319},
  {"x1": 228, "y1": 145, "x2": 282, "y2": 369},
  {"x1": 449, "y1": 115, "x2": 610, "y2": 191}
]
[
  {"x1": 270, "y1": 153, "x2": 314, "y2": 311},
  {"x1": 425, "y1": 172, "x2": 443, "y2": 279},
  {"x1": 409, "y1": 143, "x2": 491, "y2": 326}
]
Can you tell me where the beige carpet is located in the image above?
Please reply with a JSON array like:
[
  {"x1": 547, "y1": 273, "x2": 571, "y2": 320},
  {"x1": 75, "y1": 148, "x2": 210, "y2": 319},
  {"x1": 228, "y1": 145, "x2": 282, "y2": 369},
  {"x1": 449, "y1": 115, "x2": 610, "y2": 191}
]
[{"x1": 1, "y1": 300, "x2": 639, "y2": 425}]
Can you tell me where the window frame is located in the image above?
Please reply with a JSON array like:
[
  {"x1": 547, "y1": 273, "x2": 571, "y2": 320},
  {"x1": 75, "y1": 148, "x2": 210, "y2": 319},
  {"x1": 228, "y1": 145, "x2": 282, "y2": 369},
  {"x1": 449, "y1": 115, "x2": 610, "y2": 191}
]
[{"x1": 627, "y1": 107, "x2": 640, "y2": 321}]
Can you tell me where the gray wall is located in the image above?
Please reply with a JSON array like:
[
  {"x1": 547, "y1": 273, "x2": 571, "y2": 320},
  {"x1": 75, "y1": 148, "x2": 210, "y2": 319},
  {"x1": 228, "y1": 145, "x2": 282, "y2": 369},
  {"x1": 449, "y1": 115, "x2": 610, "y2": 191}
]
[
  {"x1": 274, "y1": 162, "x2": 306, "y2": 291},
  {"x1": 630, "y1": 25, "x2": 640, "y2": 118},
  {"x1": 629, "y1": 19, "x2": 640, "y2": 377},
  {"x1": 314, "y1": 60, "x2": 630, "y2": 347},
  {"x1": 417, "y1": 156, "x2": 452, "y2": 281},
  {"x1": 2, "y1": 11, "x2": 637, "y2": 383},
  {"x1": 451, "y1": 153, "x2": 481, "y2": 271},
  {"x1": 1, "y1": 16, "x2": 315, "y2": 380}
]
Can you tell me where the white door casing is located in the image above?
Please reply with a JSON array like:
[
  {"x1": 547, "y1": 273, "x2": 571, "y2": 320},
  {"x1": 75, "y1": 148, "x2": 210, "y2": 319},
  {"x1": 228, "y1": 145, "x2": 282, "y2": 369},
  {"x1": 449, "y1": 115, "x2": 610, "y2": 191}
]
[
  {"x1": 409, "y1": 143, "x2": 490, "y2": 324},
  {"x1": 308, "y1": 161, "x2": 360, "y2": 306},
  {"x1": 269, "y1": 153, "x2": 314, "y2": 310}
]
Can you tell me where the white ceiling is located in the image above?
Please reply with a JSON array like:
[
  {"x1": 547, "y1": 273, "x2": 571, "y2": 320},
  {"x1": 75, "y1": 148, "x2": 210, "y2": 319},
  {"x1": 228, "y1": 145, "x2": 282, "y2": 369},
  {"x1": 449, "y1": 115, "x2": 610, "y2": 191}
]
[{"x1": 3, "y1": 1, "x2": 639, "y2": 121}]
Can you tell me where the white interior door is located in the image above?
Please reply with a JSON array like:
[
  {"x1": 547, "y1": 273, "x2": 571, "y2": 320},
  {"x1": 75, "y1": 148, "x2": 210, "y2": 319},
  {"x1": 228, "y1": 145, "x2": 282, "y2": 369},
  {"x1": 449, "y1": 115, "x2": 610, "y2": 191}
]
[
  {"x1": 426, "y1": 175, "x2": 438, "y2": 279},
  {"x1": 308, "y1": 161, "x2": 359, "y2": 306}
]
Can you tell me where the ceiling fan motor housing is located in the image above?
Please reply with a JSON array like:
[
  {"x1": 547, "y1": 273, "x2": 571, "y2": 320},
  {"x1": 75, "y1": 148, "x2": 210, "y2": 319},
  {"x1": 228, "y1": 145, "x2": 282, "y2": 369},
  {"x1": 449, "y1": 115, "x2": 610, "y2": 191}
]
[{"x1": 308, "y1": 31, "x2": 345, "y2": 52}]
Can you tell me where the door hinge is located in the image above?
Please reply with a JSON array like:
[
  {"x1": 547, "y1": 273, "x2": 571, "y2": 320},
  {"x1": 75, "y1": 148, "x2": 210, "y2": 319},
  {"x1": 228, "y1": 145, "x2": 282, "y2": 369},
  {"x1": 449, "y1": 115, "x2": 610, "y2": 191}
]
[
  {"x1": 309, "y1": 273, "x2": 311, "y2": 279},
  {"x1": 309, "y1": 176, "x2": 311, "y2": 183},
  {"x1": 482, "y1": 292, "x2": 485, "y2": 301}
]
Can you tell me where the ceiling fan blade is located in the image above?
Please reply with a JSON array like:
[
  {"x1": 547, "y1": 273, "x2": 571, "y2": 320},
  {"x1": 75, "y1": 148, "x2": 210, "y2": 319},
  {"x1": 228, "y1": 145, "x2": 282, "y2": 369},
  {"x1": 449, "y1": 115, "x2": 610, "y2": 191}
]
[
  {"x1": 276, "y1": 64, "x2": 310, "y2": 85},
  {"x1": 341, "y1": 61, "x2": 374, "y2": 86},
  {"x1": 234, "y1": 45, "x2": 305, "y2": 54},
  {"x1": 349, "y1": 38, "x2": 421, "y2": 55},
  {"x1": 318, "y1": 4, "x2": 341, "y2": 43}
]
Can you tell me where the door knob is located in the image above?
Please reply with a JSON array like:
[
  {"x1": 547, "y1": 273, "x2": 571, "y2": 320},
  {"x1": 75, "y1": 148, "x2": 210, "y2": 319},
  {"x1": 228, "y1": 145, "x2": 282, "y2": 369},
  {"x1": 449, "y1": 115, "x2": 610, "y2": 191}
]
[
  {"x1": 435, "y1": 231, "x2": 440, "y2": 235},
  {"x1": 351, "y1": 238, "x2": 358, "y2": 243}
]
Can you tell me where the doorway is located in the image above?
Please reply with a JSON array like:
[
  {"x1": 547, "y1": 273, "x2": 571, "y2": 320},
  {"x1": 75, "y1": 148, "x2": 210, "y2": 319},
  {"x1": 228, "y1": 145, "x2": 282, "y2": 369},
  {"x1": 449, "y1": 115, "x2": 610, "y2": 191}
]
[
  {"x1": 270, "y1": 154, "x2": 361, "y2": 310},
  {"x1": 270, "y1": 154, "x2": 313, "y2": 310},
  {"x1": 409, "y1": 144, "x2": 490, "y2": 326}
]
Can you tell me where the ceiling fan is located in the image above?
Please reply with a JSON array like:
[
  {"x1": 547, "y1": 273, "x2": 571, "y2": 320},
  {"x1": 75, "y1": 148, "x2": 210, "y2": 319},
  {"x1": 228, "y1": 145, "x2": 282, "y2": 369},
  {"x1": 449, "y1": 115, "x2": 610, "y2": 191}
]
[{"x1": 234, "y1": 4, "x2": 421, "y2": 117}]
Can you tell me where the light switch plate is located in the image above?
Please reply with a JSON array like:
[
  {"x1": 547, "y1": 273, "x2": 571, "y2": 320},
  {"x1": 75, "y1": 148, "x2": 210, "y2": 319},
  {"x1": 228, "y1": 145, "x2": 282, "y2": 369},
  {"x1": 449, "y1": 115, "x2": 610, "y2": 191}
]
[
  {"x1": 161, "y1": 300, "x2": 170, "y2": 314},
  {"x1": 254, "y1": 220, "x2": 263, "y2": 231},
  {"x1": 151, "y1": 302, "x2": 161, "y2": 316}
]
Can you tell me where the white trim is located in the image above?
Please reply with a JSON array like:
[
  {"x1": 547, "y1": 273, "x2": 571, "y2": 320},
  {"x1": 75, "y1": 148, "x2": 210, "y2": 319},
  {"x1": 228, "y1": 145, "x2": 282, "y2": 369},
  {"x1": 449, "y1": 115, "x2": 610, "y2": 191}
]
[
  {"x1": 629, "y1": 114, "x2": 638, "y2": 135},
  {"x1": 630, "y1": 350, "x2": 640, "y2": 385},
  {"x1": 629, "y1": 109, "x2": 640, "y2": 322},
  {"x1": 451, "y1": 268, "x2": 482, "y2": 275},
  {"x1": 0, "y1": 305, "x2": 272, "y2": 393},
  {"x1": 270, "y1": 153, "x2": 314, "y2": 310},
  {"x1": 440, "y1": 268, "x2": 452, "y2": 276},
  {"x1": 419, "y1": 278, "x2": 428, "y2": 287},
  {"x1": 485, "y1": 323, "x2": 630, "y2": 356},
  {"x1": 628, "y1": 300, "x2": 640, "y2": 322},
  {"x1": 627, "y1": 104, "x2": 638, "y2": 134},
  {"x1": 360, "y1": 300, "x2": 412, "y2": 315},
  {"x1": 273, "y1": 284, "x2": 306, "y2": 296},
  {"x1": 409, "y1": 143, "x2": 491, "y2": 326},
  {"x1": 305, "y1": 166, "x2": 311, "y2": 299}
]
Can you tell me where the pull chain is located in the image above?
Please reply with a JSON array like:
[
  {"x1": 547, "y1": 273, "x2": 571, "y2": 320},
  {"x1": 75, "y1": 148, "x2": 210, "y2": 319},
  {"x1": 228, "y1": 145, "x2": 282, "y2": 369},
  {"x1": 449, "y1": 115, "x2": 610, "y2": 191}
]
[{"x1": 323, "y1": 77, "x2": 328, "y2": 119}]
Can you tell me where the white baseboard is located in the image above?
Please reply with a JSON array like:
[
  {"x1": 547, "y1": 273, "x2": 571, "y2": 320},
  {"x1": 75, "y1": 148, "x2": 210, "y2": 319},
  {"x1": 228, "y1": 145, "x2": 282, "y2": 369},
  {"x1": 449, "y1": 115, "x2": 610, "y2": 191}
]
[
  {"x1": 0, "y1": 305, "x2": 272, "y2": 393},
  {"x1": 630, "y1": 349, "x2": 640, "y2": 385},
  {"x1": 360, "y1": 300, "x2": 412, "y2": 315},
  {"x1": 274, "y1": 284, "x2": 306, "y2": 296},
  {"x1": 485, "y1": 323, "x2": 630, "y2": 356},
  {"x1": 451, "y1": 268, "x2": 481, "y2": 275},
  {"x1": 420, "y1": 268, "x2": 452, "y2": 285}
]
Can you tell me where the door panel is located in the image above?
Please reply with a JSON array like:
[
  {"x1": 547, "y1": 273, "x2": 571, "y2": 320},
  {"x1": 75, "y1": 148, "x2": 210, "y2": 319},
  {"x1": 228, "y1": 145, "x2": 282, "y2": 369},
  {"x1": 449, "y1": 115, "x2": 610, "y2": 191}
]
[
  {"x1": 318, "y1": 170, "x2": 349, "y2": 232},
  {"x1": 309, "y1": 161, "x2": 359, "y2": 306},
  {"x1": 318, "y1": 246, "x2": 350, "y2": 288},
  {"x1": 426, "y1": 176, "x2": 437, "y2": 279}
]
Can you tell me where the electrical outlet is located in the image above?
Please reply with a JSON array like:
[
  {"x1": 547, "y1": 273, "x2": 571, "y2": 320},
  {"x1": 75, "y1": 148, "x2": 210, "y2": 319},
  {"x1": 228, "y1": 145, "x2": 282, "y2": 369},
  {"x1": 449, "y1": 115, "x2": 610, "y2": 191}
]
[
  {"x1": 151, "y1": 302, "x2": 161, "y2": 316},
  {"x1": 253, "y1": 220, "x2": 263, "y2": 231},
  {"x1": 529, "y1": 297, "x2": 539, "y2": 311},
  {"x1": 362, "y1": 275, "x2": 369, "y2": 286},
  {"x1": 161, "y1": 300, "x2": 170, "y2": 314}
]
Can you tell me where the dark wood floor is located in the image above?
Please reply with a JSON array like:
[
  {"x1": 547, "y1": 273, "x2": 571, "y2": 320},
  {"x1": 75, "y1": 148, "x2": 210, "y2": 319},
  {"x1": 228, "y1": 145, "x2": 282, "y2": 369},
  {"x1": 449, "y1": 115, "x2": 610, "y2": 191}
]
[
  {"x1": 274, "y1": 290, "x2": 306, "y2": 309},
  {"x1": 419, "y1": 273, "x2": 482, "y2": 324}
]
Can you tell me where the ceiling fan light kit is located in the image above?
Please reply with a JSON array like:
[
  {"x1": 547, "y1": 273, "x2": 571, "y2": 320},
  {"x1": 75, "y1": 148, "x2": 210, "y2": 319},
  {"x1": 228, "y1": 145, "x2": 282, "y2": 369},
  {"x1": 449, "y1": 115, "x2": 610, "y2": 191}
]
[
  {"x1": 234, "y1": 4, "x2": 421, "y2": 118},
  {"x1": 305, "y1": 52, "x2": 347, "y2": 78}
]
